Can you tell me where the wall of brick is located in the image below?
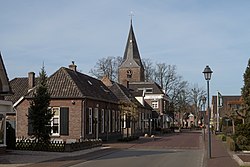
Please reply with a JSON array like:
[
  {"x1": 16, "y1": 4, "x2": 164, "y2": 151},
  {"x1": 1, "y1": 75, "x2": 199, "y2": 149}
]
[
  {"x1": 15, "y1": 98, "x2": 83, "y2": 141},
  {"x1": 16, "y1": 98, "x2": 121, "y2": 141},
  {"x1": 50, "y1": 99, "x2": 82, "y2": 141},
  {"x1": 16, "y1": 99, "x2": 29, "y2": 138},
  {"x1": 118, "y1": 67, "x2": 144, "y2": 86}
]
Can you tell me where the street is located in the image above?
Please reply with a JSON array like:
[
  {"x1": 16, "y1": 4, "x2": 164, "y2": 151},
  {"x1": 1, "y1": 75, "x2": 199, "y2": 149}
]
[
  {"x1": 1, "y1": 130, "x2": 204, "y2": 167},
  {"x1": 71, "y1": 148, "x2": 203, "y2": 167},
  {"x1": 71, "y1": 130, "x2": 204, "y2": 167}
]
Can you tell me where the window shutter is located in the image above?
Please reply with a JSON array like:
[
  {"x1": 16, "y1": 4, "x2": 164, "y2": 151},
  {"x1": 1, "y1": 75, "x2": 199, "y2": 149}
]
[
  {"x1": 86, "y1": 108, "x2": 89, "y2": 134},
  {"x1": 60, "y1": 107, "x2": 69, "y2": 135},
  {"x1": 28, "y1": 118, "x2": 34, "y2": 135},
  {"x1": 28, "y1": 109, "x2": 34, "y2": 135},
  {"x1": 98, "y1": 109, "x2": 101, "y2": 133}
]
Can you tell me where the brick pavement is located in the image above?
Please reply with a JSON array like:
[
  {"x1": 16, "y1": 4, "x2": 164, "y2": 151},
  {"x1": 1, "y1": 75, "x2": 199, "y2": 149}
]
[
  {"x1": 132, "y1": 131, "x2": 201, "y2": 149},
  {"x1": 205, "y1": 134, "x2": 239, "y2": 167}
]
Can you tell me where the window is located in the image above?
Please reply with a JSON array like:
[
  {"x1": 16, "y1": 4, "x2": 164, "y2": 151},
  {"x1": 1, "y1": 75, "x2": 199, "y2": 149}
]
[
  {"x1": 51, "y1": 107, "x2": 60, "y2": 136},
  {"x1": 117, "y1": 111, "x2": 120, "y2": 132},
  {"x1": 127, "y1": 70, "x2": 132, "y2": 78},
  {"x1": 51, "y1": 107, "x2": 69, "y2": 136},
  {"x1": 152, "y1": 101, "x2": 158, "y2": 109},
  {"x1": 112, "y1": 110, "x2": 115, "y2": 132},
  {"x1": 139, "y1": 113, "x2": 142, "y2": 129},
  {"x1": 89, "y1": 108, "x2": 93, "y2": 134},
  {"x1": 145, "y1": 88, "x2": 153, "y2": 93},
  {"x1": 101, "y1": 109, "x2": 105, "y2": 133},
  {"x1": 122, "y1": 113, "x2": 126, "y2": 128},
  {"x1": 0, "y1": 114, "x2": 5, "y2": 144},
  {"x1": 108, "y1": 110, "x2": 111, "y2": 132}
]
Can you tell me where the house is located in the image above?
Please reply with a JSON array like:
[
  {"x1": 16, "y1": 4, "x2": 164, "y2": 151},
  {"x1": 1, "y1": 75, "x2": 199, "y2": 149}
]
[
  {"x1": 0, "y1": 52, "x2": 13, "y2": 152},
  {"x1": 6, "y1": 63, "x2": 121, "y2": 142},
  {"x1": 118, "y1": 20, "x2": 171, "y2": 131},
  {"x1": 129, "y1": 82, "x2": 171, "y2": 130},
  {"x1": 102, "y1": 76, "x2": 152, "y2": 137},
  {"x1": 211, "y1": 95, "x2": 242, "y2": 132}
]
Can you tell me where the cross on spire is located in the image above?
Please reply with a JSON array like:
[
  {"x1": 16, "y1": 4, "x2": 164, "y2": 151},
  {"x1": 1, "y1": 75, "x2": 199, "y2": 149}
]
[{"x1": 130, "y1": 11, "x2": 134, "y2": 24}]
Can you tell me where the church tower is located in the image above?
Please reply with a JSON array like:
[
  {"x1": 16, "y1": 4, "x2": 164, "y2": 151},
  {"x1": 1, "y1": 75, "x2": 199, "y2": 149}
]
[{"x1": 118, "y1": 20, "x2": 145, "y2": 87}]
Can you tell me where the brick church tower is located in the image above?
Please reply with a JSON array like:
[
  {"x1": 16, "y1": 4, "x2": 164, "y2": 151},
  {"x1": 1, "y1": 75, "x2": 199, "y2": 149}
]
[{"x1": 118, "y1": 20, "x2": 145, "y2": 86}]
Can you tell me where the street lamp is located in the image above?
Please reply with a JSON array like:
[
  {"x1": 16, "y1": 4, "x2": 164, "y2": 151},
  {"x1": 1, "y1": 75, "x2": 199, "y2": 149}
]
[{"x1": 203, "y1": 65, "x2": 213, "y2": 159}]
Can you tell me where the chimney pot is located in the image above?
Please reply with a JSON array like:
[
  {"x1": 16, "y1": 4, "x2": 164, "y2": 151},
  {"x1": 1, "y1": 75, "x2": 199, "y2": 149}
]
[
  {"x1": 69, "y1": 61, "x2": 77, "y2": 71},
  {"x1": 28, "y1": 72, "x2": 35, "y2": 89}
]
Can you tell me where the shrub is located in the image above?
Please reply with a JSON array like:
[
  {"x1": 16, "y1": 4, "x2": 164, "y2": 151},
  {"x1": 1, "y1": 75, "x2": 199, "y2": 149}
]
[
  {"x1": 222, "y1": 135, "x2": 226, "y2": 141},
  {"x1": 236, "y1": 135, "x2": 248, "y2": 146},
  {"x1": 235, "y1": 123, "x2": 250, "y2": 144},
  {"x1": 226, "y1": 136, "x2": 236, "y2": 151},
  {"x1": 217, "y1": 134, "x2": 226, "y2": 141}
]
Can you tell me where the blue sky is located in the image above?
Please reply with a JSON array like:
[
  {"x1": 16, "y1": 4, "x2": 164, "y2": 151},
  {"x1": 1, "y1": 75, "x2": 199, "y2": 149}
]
[{"x1": 1, "y1": 0, "x2": 249, "y2": 96}]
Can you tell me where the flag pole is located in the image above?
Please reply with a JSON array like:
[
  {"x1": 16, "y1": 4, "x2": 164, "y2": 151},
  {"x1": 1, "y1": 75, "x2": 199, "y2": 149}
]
[{"x1": 216, "y1": 91, "x2": 220, "y2": 132}]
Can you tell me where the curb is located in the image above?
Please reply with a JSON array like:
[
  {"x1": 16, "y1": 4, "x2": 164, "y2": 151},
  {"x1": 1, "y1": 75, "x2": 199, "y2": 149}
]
[{"x1": 233, "y1": 154, "x2": 250, "y2": 167}]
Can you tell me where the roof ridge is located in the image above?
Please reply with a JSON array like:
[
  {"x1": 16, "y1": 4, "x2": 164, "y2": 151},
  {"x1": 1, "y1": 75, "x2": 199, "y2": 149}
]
[{"x1": 115, "y1": 82, "x2": 131, "y2": 102}]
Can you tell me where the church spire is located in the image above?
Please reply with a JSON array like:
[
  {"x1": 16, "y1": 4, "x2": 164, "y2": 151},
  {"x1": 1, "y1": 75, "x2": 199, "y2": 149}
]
[
  {"x1": 118, "y1": 18, "x2": 145, "y2": 85},
  {"x1": 120, "y1": 19, "x2": 144, "y2": 68}
]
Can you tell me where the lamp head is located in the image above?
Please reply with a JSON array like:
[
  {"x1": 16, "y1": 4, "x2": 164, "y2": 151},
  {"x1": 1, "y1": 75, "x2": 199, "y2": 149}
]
[{"x1": 203, "y1": 65, "x2": 213, "y2": 80}]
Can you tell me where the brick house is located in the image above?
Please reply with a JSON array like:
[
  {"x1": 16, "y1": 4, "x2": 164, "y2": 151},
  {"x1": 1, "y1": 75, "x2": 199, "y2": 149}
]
[
  {"x1": 129, "y1": 82, "x2": 171, "y2": 130},
  {"x1": 6, "y1": 63, "x2": 121, "y2": 142},
  {"x1": 211, "y1": 95, "x2": 242, "y2": 132},
  {"x1": 102, "y1": 76, "x2": 152, "y2": 137},
  {"x1": 0, "y1": 53, "x2": 13, "y2": 152}
]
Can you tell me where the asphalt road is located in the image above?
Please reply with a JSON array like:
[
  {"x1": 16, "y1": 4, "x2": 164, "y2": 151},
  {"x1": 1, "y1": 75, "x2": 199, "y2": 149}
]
[
  {"x1": 71, "y1": 130, "x2": 204, "y2": 167},
  {"x1": 71, "y1": 148, "x2": 203, "y2": 167},
  {"x1": 1, "y1": 130, "x2": 204, "y2": 167}
]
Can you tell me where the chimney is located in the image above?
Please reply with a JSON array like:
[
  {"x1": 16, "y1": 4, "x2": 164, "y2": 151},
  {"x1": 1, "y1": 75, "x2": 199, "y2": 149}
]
[
  {"x1": 69, "y1": 61, "x2": 77, "y2": 71},
  {"x1": 28, "y1": 72, "x2": 35, "y2": 89}
]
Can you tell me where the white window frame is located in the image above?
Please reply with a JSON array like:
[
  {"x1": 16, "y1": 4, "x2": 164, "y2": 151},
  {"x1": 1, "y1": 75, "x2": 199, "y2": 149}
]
[
  {"x1": 152, "y1": 101, "x2": 158, "y2": 109},
  {"x1": 89, "y1": 108, "x2": 93, "y2": 134},
  {"x1": 122, "y1": 113, "x2": 126, "y2": 128},
  {"x1": 51, "y1": 107, "x2": 60, "y2": 136}
]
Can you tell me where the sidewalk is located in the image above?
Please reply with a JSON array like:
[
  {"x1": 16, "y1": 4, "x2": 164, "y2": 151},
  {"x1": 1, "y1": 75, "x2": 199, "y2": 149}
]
[
  {"x1": 0, "y1": 147, "x2": 104, "y2": 167},
  {"x1": 204, "y1": 135, "x2": 239, "y2": 167}
]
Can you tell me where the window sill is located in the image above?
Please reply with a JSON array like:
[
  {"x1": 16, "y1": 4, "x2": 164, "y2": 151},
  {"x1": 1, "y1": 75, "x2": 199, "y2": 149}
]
[{"x1": 51, "y1": 134, "x2": 60, "y2": 137}]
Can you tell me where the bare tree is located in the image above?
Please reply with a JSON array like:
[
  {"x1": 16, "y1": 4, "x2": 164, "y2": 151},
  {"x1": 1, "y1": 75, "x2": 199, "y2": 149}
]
[
  {"x1": 142, "y1": 58, "x2": 155, "y2": 82},
  {"x1": 189, "y1": 84, "x2": 206, "y2": 126},
  {"x1": 153, "y1": 63, "x2": 179, "y2": 94},
  {"x1": 154, "y1": 63, "x2": 168, "y2": 88},
  {"x1": 174, "y1": 87, "x2": 192, "y2": 127},
  {"x1": 89, "y1": 56, "x2": 122, "y2": 81}
]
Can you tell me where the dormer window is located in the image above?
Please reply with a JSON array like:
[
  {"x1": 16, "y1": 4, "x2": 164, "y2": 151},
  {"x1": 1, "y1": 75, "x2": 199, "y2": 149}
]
[
  {"x1": 127, "y1": 70, "x2": 132, "y2": 78},
  {"x1": 145, "y1": 88, "x2": 153, "y2": 93}
]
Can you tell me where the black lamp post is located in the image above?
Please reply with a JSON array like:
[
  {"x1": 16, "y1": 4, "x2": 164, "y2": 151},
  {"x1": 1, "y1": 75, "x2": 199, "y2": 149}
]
[{"x1": 203, "y1": 65, "x2": 213, "y2": 159}]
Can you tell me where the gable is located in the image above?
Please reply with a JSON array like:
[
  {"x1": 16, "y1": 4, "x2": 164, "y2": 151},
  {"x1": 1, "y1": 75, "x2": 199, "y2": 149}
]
[
  {"x1": 0, "y1": 53, "x2": 12, "y2": 95},
  {"x1": 129, "y1": 82, "x2": 165, "y2": 95}
]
